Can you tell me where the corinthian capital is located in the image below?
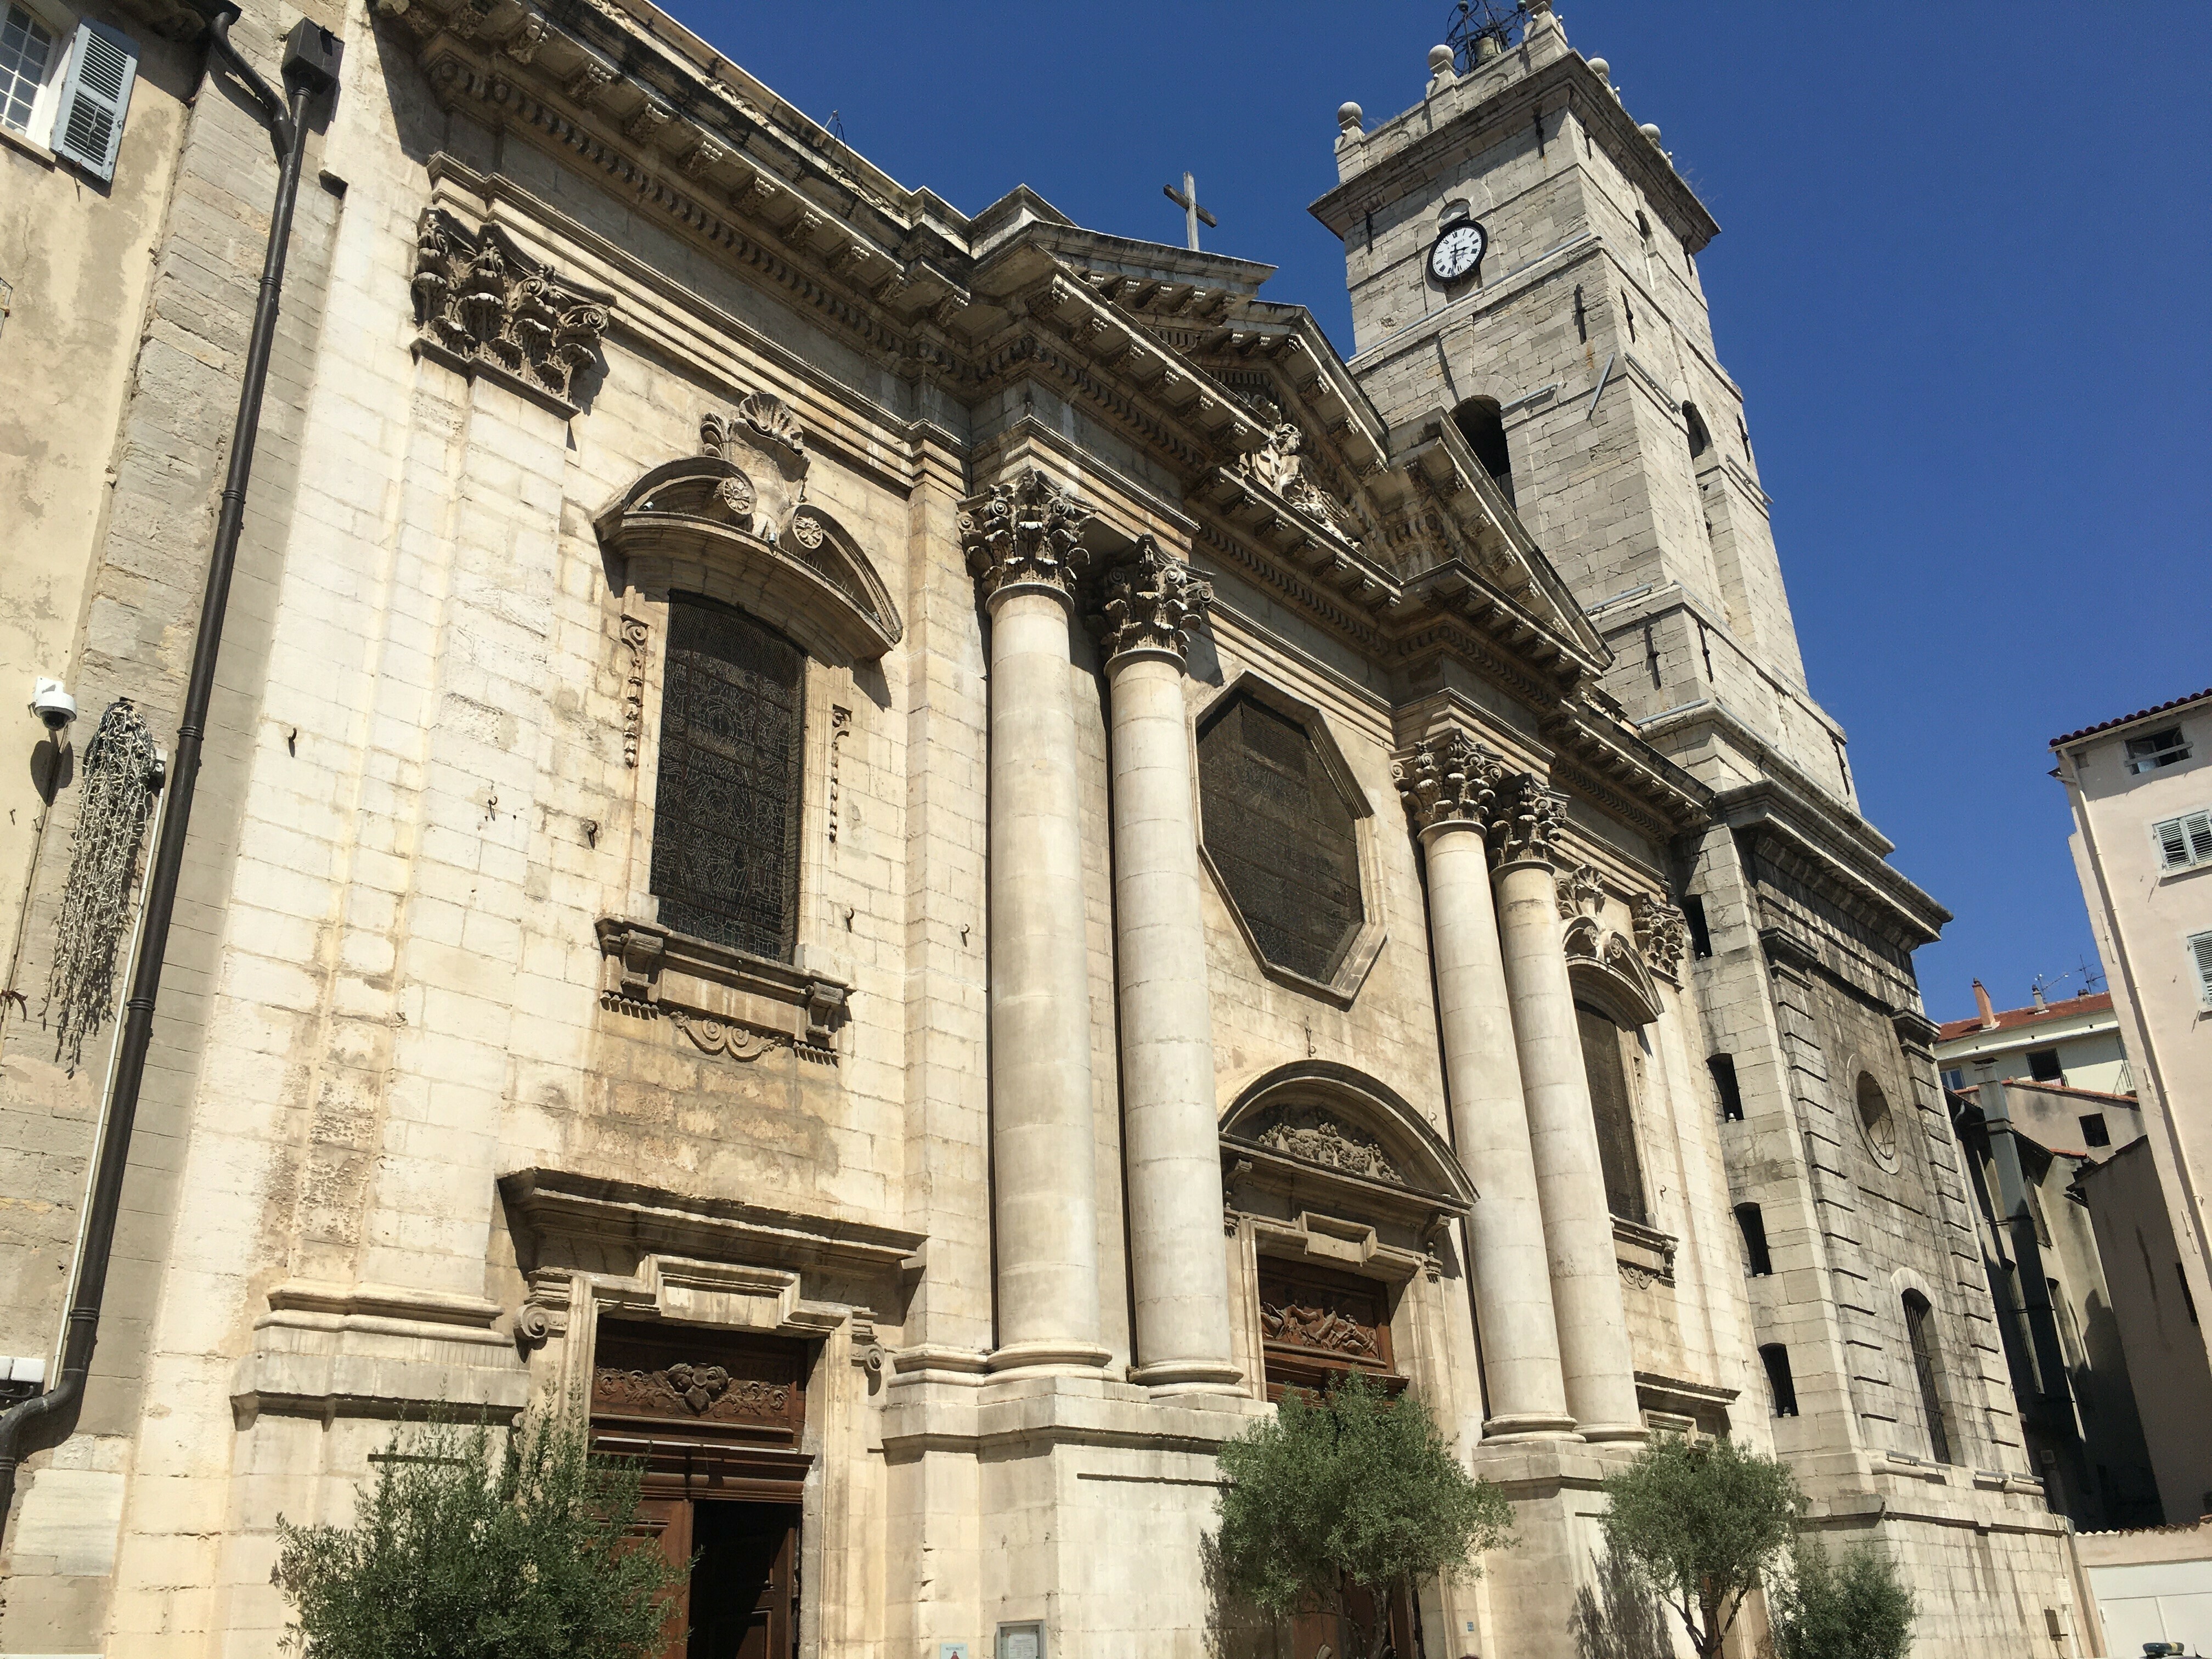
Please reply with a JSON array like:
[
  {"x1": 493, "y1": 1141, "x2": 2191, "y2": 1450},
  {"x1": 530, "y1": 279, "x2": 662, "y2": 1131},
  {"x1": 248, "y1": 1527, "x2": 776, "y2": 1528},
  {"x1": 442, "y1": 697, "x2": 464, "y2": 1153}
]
[
  {"x1": 1490, "y1": 772, "x2": 1569, "y2": 867},
  {"x1": 960, "y1": 467, "x2": 1092, "y2": 602},
  {"x1": 1393, "y1": 729, "x2": 1505, "y2": 832},
  {"x1": 1098, "y1": 538, "x2": 1212, "y2": 664}
]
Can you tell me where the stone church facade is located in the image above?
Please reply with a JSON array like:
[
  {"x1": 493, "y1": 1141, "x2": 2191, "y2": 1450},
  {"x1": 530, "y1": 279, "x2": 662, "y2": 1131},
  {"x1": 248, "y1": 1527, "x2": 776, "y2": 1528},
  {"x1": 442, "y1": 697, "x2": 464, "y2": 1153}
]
[{"x1": 0, "y1": 0, "x2": 2090, "y2": 1655}]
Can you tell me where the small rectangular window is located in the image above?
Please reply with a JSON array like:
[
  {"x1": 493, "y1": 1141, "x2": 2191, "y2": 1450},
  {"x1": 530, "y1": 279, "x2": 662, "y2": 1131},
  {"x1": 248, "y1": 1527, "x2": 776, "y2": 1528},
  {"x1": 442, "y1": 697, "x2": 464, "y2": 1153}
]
[
  {"x1": 0, "y1": 3, "x2": 55, "y2": 134},
  {"x1": 2192, "y1": 932, "x2": 2212, "y2": 1009},
  {"x1": 1682, "y1": 893, "x2": 1713, "y2": 958},
  {"x1": 2080, "y1": 1114, "x2": 2111, "y2": 1148},
  {"x1": 1734, "y1": 1203, "x2": 1772, "y2": 1277},
  {"x1": 1759, "y1": 1344, "x2": 1798, "y2": 1417},
  {"x1": 1942, "y1": 1068, "x2": 1965, "y2": 1092},
  {"x1": 2156, "y1": 811, "x2": 2212, "y2": 870},
  {"x1": 1708, "y1": 1053, "x2": 1744, "y2": 1122},
  {"x1": 2127, "y1": 726, "x2": 2192, "y2": 774},
  {"x1": 2027, "y1": 1048, "x2": 2063, "y2": 1083}
]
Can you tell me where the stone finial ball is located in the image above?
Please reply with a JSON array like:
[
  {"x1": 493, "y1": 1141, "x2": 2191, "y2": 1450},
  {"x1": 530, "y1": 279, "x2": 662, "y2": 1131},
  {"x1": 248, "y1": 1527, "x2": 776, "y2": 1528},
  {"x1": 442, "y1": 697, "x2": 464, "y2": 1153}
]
[
  {"x1": 1639, "y1": 121, "x2": 1663, "y2": 144},
  {"x1": 1337, "y1": 101, "x2": 1363, "y2": 132},
  {"x1": 1587, "y1": 55, "x2": 1610, "y2": 82},
  {"x1": 1428, "y1": 43, "x2": 1455, "y2": 73}
]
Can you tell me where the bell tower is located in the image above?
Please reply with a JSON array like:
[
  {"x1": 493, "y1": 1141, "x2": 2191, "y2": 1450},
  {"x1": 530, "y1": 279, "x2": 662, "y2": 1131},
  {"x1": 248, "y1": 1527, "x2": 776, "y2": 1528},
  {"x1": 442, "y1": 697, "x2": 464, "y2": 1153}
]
[{"x1": 1311, "y1": 2, "x2": 1850, "y2": 804}]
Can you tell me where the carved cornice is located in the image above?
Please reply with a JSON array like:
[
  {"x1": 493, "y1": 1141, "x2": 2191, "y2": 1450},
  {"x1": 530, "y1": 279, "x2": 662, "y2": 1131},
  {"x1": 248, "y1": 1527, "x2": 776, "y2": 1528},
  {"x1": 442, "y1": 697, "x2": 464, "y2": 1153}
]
[
  {"x1": 410, "y1": 208, "x2": 611, "y2": 412},
  {"x1": 1393, "y1": 728, "x2": 1505, "y2": 833},
  {"x1": 959, "y1": 467, "x2": 1092, "y2": 603},
  {"x1": 596, "y1": 916, "x2": 846, "y2": 1054},
  {"x1": 1491, "y1": 772, "x2": 1568, "y2": 868},
  {"x1": 1098, "y1": 536, "x2": 1212, "y2": 664}
]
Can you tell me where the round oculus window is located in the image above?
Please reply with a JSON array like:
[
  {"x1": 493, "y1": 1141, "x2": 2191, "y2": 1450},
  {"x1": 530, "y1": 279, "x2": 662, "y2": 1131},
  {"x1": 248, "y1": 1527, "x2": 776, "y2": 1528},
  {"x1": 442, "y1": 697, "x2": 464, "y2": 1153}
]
[{"x1": 1856, "y1": 1073, "x2": 1899, "y2": 1166}]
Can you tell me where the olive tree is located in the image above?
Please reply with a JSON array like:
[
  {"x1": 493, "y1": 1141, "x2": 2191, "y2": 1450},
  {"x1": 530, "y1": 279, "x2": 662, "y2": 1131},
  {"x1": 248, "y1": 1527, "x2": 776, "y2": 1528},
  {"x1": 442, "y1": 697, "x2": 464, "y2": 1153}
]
[
  {"x1": 274, "y1": 1413, "x2": 681, "y2": 1659},
  {"x1": 1211, "y1": 1373, "x2": 1513, "y2": 1659},
  {"x1": 1770, "y1": 1533, "x2": 1917, "y2": 1659},
  {"x1": 1597, "y1": 1433, "x2": 1803, "y2": 1659}
]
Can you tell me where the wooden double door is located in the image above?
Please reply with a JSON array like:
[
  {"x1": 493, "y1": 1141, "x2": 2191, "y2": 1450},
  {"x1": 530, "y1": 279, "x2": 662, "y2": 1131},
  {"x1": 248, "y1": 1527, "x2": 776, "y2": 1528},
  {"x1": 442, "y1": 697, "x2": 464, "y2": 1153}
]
[
  {"x1": 590, "y1": 1321, "x2": 813, "y2": 1659},
  {"x1": 635, "y1": 1492, "x2": 799, "y2": 1659}
]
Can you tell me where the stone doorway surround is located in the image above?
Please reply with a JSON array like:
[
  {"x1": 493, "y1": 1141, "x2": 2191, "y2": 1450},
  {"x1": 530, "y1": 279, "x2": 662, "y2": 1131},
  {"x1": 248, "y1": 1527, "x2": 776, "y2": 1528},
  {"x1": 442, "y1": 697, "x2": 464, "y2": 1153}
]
[{"x1": 499, "y1": 1168, "x2": 924, "y2": 1659}]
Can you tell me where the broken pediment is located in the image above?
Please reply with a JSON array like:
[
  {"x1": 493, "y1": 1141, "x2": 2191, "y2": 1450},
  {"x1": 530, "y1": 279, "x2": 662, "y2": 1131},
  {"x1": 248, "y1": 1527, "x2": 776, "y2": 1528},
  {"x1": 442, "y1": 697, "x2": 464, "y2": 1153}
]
[{"x1": 595, "y1": 390, "x2": 902, "y2": 664}]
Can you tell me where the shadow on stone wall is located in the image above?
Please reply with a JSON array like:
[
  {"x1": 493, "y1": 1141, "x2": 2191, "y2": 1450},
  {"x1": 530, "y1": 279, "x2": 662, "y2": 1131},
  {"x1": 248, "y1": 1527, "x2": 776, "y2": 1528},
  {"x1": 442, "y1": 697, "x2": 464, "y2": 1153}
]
[
  {"x1": 1571, "y1": 1549, "x2": 1673, "y2": 1659},
  {"x1": 1201, "y1": 1534, "x2": 1288, "y2": 1659}
]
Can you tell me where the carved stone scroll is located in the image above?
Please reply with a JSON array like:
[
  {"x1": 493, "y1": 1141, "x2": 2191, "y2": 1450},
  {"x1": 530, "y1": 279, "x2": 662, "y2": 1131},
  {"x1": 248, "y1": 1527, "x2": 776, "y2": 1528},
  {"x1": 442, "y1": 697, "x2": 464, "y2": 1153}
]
[
  {"x1": 827, "y1": 706, "x2": 851, "y2": 844},
  {"x1": 1249, "y1": 1103, "x2": 1403, "y2": 1187},
  {"x1": 410, "y1": 210, "x2": 610, "y2": 410},
  {"x1": 1237, "y1": 398, "x2": 1359, "y2": 540},
  {"x1": 618, "y1": 614, "x2": 648, "y2": 767},
  {"x1": 1098, "y1": 537, "x2": 1212, "y2": 662},
  {"x1": 1632, "y1": 892, "x2": 1689, "y2": 981}
]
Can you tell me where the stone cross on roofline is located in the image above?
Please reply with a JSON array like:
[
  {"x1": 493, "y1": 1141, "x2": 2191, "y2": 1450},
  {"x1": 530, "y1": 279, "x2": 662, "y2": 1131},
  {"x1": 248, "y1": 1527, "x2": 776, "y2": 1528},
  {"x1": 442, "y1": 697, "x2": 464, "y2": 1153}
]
[{"x1": 1161, "y1": 171, "x2": 1217, "y2": 252}]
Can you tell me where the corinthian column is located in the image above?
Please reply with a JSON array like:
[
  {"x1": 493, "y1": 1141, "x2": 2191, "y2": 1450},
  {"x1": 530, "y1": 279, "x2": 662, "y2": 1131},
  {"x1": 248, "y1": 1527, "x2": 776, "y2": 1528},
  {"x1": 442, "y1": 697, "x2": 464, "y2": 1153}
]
[
  {"x1": 961, "y1": 469, "x2": 1109, "y2": 1374},
  {"x1": 1099, "y1": 540, "x2": 1241, "y2": 1394},
  {"x1": 1396, "y1": 732, "x2": 1576, "y2": 1439},
  {"x1": 1489, "y1": 775, "x2": 1646, "y2": 1441}
]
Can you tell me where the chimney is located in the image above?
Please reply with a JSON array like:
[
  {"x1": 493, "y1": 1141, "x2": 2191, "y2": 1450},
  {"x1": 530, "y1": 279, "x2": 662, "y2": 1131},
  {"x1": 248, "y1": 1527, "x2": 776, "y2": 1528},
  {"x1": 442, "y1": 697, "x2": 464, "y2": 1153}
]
[
  {"x1": 1974, "y1": 979, "x2": 1998, "y2": 1030},
  {"x1": 2031, "y1": 983, "x2": 2049, "y2": 1011}
]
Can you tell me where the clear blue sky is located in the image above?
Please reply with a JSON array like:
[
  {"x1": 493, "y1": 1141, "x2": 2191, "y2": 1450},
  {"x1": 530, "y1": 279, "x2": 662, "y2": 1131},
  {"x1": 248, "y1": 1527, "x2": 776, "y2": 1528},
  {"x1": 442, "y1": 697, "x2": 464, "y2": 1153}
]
[{"x1": 663, "y1": 2, "x2": 2211, "y2": 1026}]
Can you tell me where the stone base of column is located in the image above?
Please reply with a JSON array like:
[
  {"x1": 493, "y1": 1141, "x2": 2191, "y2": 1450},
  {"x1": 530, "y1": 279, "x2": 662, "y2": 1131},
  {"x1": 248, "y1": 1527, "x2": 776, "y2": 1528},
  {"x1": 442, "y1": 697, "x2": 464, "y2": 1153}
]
[
  {"x1": 1573, "y1": 1419, "x2": 1652, "y2": 1443},
  {"x1": 985, "y1": 1339, "x2": 1115, "y2": 1378},
  {"x1": 1130, "y1": 1358, "x2": 1246, "y2": 1395},
  {"x1": 1480, "y1": 1412, "x2": 1583, "y2": 1442}
]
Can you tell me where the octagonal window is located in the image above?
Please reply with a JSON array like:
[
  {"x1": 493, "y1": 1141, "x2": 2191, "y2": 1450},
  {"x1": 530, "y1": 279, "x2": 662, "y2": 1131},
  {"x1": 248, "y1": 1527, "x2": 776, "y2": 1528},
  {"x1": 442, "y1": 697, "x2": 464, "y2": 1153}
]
[{"x1": 1198, "y1": 689, "x2": 1366, "y2": 985}]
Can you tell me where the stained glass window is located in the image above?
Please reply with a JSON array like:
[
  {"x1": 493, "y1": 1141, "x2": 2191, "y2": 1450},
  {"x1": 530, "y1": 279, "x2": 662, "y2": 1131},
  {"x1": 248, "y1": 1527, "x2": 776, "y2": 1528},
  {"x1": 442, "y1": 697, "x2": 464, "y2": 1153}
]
[{"x1": 650, "y1": 594, "x2": 804, "y2": 961}]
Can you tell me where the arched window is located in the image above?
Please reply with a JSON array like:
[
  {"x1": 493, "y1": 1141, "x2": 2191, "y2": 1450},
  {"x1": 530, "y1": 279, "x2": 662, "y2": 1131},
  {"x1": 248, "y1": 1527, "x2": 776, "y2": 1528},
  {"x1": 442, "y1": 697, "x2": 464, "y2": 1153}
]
[
  {"x1": 1451, "y1": 396, "x2": 1515, "y2": 506},
  {"x1": 650, "y1": 592, "x2": 807, "y2": 962},
  {"x1": 1903, "y1": 1291, "x2": 1953, "y2": 1463},
  {"x1": 1576, "y1": 1001, "x2": 1647, "y2": 1226},
  {"x1": 1683, "y1": 400, "x2": 1712, "y2": 459}
]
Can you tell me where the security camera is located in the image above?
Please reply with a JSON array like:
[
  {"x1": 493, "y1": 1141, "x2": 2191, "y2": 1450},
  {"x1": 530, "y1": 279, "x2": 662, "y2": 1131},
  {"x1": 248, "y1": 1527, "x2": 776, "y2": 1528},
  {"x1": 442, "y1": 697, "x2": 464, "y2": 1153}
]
[{"x1": 30, "y1": 678, "x2": 77, "y2": 736}]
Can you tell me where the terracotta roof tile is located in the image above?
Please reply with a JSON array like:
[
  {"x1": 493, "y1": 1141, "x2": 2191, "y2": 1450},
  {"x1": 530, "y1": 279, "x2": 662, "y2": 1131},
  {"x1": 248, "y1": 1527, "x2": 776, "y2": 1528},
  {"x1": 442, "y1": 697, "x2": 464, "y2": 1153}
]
[
  {"x1": 2051, "y1": 687, "x2": 2212, "y2": 748},
  {"x1": 1934, "y1": 991, "x2": 2113, "y2": 1043}
]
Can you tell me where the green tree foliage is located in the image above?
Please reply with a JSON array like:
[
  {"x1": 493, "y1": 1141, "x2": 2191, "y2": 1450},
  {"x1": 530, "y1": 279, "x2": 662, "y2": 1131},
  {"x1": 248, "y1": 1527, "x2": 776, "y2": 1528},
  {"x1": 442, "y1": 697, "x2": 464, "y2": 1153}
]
[
  {"x1": 274, "y1": 1413, "x2": 682, "y2": 1659},
  {"x1": 1211, "y1": 1374, "x2": 1514, "y2": 1659},
  {"x1": 1770, "y1": 1534, "x2": 1918, "y2": 1659},
  {"x1": 1598, "y1": 1434, "x2": 1804, "y2": 1659}
]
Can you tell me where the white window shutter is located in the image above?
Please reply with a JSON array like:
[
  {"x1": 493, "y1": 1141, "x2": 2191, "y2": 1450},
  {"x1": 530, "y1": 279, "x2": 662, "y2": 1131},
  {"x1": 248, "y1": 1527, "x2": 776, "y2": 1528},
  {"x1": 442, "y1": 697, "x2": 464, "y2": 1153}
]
[
  {"x1": 51, "y1": 19, "x2": 133, "y2": 182},
  {"x1": 2193, "y1": 933, "x2": 2212, "y2": 1007},
  {"x1": 2159, "y1": 817, "x2": 2190, "y2": 867},
  {"x1": 2191, "y1": 812, "x2": 2212, "y2": 866}
]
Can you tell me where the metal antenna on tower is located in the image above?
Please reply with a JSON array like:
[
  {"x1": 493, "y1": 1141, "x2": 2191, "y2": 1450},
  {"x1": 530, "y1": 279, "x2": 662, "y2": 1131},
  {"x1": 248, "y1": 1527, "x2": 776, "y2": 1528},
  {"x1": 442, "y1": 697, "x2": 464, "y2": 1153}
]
[{"x1": 1446, "y1": 0, "x2": 1531, "y2": 72}]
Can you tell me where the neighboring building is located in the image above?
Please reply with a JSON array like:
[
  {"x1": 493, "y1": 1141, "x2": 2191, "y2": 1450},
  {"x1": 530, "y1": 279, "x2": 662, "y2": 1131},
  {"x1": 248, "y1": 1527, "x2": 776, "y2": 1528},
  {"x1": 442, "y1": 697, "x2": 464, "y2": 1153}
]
[
  {"x1": 2054, "y1": 689, "x2": 2212, "y2": 1501},
  {"x1": 2079, "y1": 1136, "x2": 2212, "y2": 1528},
  {"x1": 0, "y1": 0, "x2": 199, "y2": 1076},
  {"x1": 0, "y1": 6, "x2": 2086, "y2": 1658},
  {"x1": 2076, "y1": 1520, "x2": 2212, "y2": 1659},
  {"x1": 1936, "y1": 983, "x2": 2132, "y2": 1097},
  {"x1": 1950, "y1": 1080, "x2": 2162, "y2": 1530}
]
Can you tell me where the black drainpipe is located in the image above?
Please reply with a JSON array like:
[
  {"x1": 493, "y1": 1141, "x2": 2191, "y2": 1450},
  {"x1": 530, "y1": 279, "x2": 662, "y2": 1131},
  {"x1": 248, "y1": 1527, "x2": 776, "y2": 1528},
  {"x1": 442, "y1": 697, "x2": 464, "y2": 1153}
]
[{"x1": 0, "y1": 4, "x2": 341, "y2": 1549}]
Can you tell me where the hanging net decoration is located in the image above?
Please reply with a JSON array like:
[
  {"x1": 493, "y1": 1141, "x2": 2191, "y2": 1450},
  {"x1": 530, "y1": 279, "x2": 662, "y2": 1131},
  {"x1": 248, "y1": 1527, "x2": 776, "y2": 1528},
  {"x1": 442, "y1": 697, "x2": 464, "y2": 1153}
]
[{"x1": 44, "y1": 698, "x2": 160, "y2": 1075}]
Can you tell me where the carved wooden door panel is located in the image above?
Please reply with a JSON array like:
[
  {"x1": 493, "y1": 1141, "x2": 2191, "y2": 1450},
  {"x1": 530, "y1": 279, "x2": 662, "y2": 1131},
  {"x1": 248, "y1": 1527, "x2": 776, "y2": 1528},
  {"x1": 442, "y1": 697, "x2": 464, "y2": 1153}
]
[
  {"x1": 628, "y1": 1494, "x2": 693, "y2": 1659},
  {"x1": 689, "y1": 1499, "x2": 799, "y2": 1659},
  {"x1": 1256, "y1": 1260, "x2": 1403, "y2": 1401}
]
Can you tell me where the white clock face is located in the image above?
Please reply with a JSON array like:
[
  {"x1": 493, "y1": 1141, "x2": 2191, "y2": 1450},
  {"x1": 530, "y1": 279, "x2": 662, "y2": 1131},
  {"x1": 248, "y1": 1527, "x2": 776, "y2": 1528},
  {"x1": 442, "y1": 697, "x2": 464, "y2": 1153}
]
[{"x1": 1430, "y1": 223, "x2": 1486, "y2": 283}]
